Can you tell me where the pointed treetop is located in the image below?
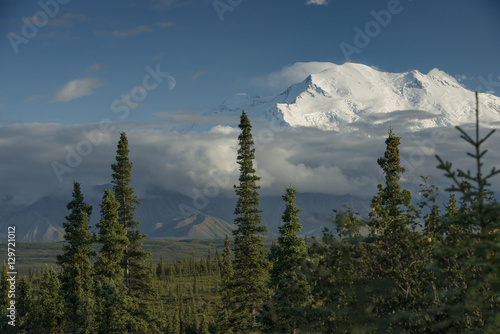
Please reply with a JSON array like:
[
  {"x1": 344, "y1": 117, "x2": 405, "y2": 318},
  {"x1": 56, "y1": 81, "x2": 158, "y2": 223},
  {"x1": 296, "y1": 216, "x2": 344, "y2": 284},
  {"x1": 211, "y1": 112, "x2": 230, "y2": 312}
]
[{"x1": 66, "y1": 181, "x2": 92, "y2": 219}]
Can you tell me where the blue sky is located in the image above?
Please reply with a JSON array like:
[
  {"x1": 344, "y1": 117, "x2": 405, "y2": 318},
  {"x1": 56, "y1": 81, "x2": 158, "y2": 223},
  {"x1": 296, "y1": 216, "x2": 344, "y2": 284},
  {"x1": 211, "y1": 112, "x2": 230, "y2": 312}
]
[{"x1": 1, "y1": 0, "x2": 499, "y2": 125}]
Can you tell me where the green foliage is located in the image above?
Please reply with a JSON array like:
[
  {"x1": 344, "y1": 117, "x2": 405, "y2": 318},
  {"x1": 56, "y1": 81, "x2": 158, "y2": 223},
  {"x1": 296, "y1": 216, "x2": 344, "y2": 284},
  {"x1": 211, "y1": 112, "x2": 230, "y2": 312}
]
[
  {"x1": 263, "y1": 186, "x2": 311, "y2": 333},
  {"x1": 56, "y1": 182, "x2": 96, "y2": 334},
  {"x1": 32, "y1": 267, "x2": 65, "y2": 334},
  {"x1": 221, "y1": 235, "x2": 233, "y2": 288},
  {"x1": 111, "y1": 132, "x2": 151, "y2": 290},
  {"x1": 16, "y1": 276, "x2": 33, "y2": 333},
  {"x1": 94, "y1": 189, "x2": 134, "y2": 333},
  {"x1": 230, "y1": 111, "x2": 270, "y2": 332},
  {"x1": 94, "y1": 190, "x2": 129, "y2": 282},
  {"x1": 369, "y1": 128, "x2": 413, "y2": 235},
  {"x1": 111, "y1": 132, "x2": 161, "y2": 333},
  {"x1": 416, "y1": 176, "x2": 442, "y2": 236},
  {"x1": 200, "y1": 315, "x2": 210, "y2": 334},
  {"x1": 216, "y1": 235, "x2": 233, "y2": 333},
  {"x1": 431, "y1": 92, "x2": 500, "y2": 332},
  {"x1": 303, "y1": 129, "x2": 436, "y2": 333}
]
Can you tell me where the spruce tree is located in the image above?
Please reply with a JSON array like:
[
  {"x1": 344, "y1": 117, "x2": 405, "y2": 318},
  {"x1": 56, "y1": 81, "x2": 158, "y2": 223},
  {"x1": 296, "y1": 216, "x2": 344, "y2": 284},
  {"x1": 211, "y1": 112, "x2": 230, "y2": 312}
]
[
  {"x1": 432, "y1": 92, "x2": 500, "y2": 331},
  {"x1": 110, "y1": 132, "x2": 160, "y2": 333},
  {"x1": 365, "y1": 129, "x2": 431, "y2": 331},
  {"x1": 230, "y1": 111, "x2": 269, "y2": 332},
  {"x1": 369, "y1": 128, "x2": 412, "y2": 235},
  {"x1": 56, "y1": 182, "x2": 95, "y2": 334},
  {"x1": 111, "y1": 132, "x2": 150, "y2": 289},
  {"x1": 264, "y1": 186, "x2": 311, "y2": 333},
  {"x1": 94, "y1": 190, "x2": 129, "y2": 284},
  {"x1": 94, "y1": 189, "x2": 135, "y2": 334}
]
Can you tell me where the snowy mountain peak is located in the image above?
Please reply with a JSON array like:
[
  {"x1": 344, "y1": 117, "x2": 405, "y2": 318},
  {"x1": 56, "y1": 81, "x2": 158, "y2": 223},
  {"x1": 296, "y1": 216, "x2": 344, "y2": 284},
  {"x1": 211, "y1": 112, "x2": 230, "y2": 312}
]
[{"x1": 205, "y1": 62, "x2": 500, "y2": 132}]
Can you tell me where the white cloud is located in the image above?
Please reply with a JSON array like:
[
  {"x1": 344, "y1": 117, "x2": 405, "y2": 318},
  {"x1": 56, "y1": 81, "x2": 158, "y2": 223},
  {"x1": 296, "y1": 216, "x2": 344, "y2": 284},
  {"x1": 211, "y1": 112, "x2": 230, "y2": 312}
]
[
  {"x1": 252, "y1": 61, "x2": 337, "y2": 92},
  {"x1": 94, "y1": 26, "x2": 154, "y2": 38},
  {"x1": 305, "y1": 0, "x2": 330, "y2": 5},
  {"x1": 51, "y1": 78, "x2": 106, "y2": 102},
  {"x1": 155, "y1": 21, "x2": 176, "y2": 28}
]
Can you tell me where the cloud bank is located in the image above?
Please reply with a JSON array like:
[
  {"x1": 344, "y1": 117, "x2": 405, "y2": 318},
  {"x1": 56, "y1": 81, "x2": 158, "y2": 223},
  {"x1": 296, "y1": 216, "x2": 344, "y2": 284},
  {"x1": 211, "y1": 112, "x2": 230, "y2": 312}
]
[{"x1": 1, "y1": 121, "x2": 498, "y2": 208}]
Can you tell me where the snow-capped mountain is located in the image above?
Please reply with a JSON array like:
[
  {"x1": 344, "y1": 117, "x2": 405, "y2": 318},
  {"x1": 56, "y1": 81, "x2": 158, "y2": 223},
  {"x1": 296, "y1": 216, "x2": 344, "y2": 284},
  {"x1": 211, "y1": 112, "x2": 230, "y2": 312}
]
[{"x1": 206, "y1": 63, "x2": 500, "y2": 132}]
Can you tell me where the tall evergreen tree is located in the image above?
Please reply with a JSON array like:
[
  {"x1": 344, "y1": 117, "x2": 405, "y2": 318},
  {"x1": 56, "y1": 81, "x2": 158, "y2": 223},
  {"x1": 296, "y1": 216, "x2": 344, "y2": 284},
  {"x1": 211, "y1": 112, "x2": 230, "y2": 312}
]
[
  {"x1": 94, "y1": 189, "x2": 134, "y2": 334},
  {"x1": 111, "y1": 132, "x2": 150, "y2": 289},
  {"x1": 365, "y1": 129, "x2": 431, "y2": 331},
  {"x1": 369, "y1": 128, "x2": 413, "y2": 235},
  {"x1": 432, "y1": 92, "x2": 500, "y2": 332},
  {"x1": 110, "y1": 132, "x2": 161, "y2": 333},
  {"x1": 305, "y1": 130, "x2": 431, "y2": 332},
  {"x1": 56, "y1": 182, "x2": 95, "y2": 334},
  {"x1": 264, "y1": 186, "x2": 311, "y2": 333},
  {"x1": 230, "y1": 111, "x2": 270, "y2": 332}
]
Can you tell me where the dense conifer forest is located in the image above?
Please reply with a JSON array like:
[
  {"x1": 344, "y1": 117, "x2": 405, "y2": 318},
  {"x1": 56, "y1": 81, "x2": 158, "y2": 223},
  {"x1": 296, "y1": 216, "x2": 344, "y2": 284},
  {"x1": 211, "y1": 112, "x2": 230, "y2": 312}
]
[{"x1": 1, "y1": 97, "x2": 499, "y2": 333}]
